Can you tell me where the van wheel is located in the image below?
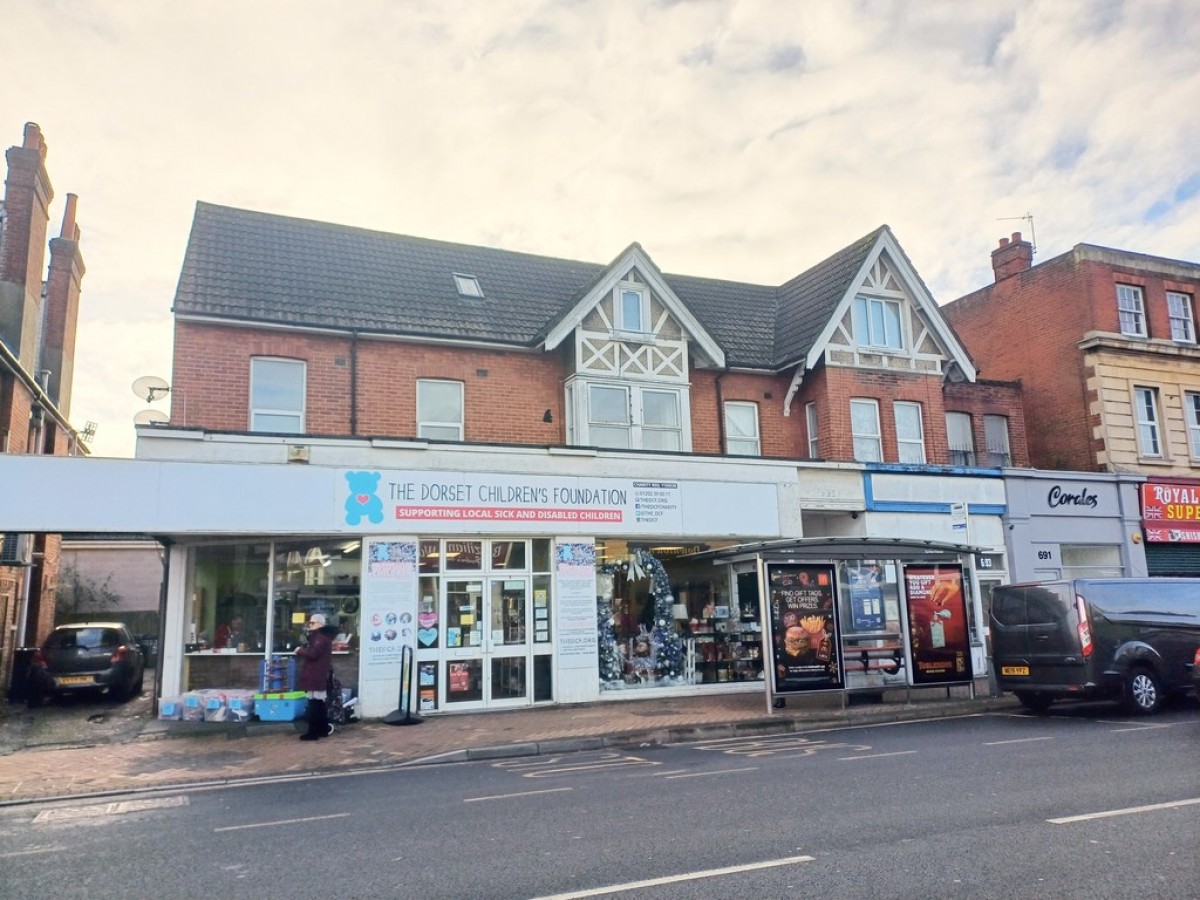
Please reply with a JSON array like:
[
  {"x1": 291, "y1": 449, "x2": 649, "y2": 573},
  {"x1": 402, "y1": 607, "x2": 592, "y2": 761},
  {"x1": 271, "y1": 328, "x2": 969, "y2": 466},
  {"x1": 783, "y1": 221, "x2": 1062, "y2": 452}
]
[
  {"x1": 1122, "y1": 668, "x2": 1163, "y2": 714},
  {"x1": 1015, "y1": 691, "x2": 1053, "y2": 712}
]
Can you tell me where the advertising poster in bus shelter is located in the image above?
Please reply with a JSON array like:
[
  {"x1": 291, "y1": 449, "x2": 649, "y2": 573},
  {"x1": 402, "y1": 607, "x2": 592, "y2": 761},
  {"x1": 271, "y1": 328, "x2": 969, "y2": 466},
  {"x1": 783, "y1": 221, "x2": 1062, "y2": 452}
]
[
  {"x1": 766, "y1": 564, "x2": 842, "y2": 692},
  {"x1": 903, "y1": 564, "x2": 972, "y2": 684}
]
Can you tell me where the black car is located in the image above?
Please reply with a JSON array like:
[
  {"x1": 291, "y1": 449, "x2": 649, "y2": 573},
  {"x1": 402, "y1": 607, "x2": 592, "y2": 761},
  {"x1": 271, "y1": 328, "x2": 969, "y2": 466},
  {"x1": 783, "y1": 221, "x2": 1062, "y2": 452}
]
[{"x1": 27, "y1": 622, "x2": 146, "y2": 707}]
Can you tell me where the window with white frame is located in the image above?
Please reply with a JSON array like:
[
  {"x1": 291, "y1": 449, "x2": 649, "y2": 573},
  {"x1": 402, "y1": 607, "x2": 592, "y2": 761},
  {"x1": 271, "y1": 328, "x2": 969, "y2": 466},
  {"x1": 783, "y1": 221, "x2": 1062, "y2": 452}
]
[
  {"x1": 616, "y1": 283, "x2": 649, "y2": 333},
  {"x1": 851, "y1": 295, "x2": 903, "y2": 350},
  {"x1": 946, "y1": 411, "x2": 975, "y2": 466},
  {"x1": 1168, "y1": 291, "x2": 1195, "y2": 343},
  {"x1": 573, "y1": 381, "x2": 688, "y2": 451},
  {"x1": 417, "y1": 379, "x2": 464, "y2": 441},
  {"x1": 724, "y1": 401, "x2": 760, "y2": 456},
  {"x1": 1116, "y1": 284, "x2": 1146, "y2": 337},
  {"x1": 850, "y1": 399, "x2": 882, "y2": 462},
  {"x1": 640, "y1": 389, "x2": 681, "y2": 451},
  {"x1": 250, "y1": 357, "x2": 305, "y2": 433},
  {"x1": 587, "y1": 383, "x2": 631, "y2": 448},
  {"x1": 894, "y1": 401, "x2": 926, "y2": 463},
  {"x1": 983, "y1": 414, "x2": 1011, "y2": 467},
  {"x1": 805, "y1": 402, "x2": 819, "y2": 459},
  {"x1": 1186, "y1": 392, "x2": 1200, "y2": 458},
  {"x1": 1133, "y1": 386, "x2": 1162, "y2": 457}
]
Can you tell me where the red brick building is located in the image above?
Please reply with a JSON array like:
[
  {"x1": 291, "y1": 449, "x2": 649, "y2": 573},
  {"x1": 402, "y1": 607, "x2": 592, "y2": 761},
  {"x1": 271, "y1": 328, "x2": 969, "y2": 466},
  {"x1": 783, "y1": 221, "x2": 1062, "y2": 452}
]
[
  {"x1": 170, "y1": 205, "x2": 1026, "y2": 471},
  {"x1": 942, "y1": 233, "x2": 1200, "y2": 573},
  {"x1": 0, "y1": 123, "x2": 89, "y2": 690}
]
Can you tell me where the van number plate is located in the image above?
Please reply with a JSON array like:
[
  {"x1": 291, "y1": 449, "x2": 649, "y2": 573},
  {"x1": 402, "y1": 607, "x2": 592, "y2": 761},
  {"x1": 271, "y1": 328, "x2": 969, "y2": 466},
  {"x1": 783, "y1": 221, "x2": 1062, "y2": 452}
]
[{"x1": 1001, "y1": 666, "x2": 1030, "y2": 676}]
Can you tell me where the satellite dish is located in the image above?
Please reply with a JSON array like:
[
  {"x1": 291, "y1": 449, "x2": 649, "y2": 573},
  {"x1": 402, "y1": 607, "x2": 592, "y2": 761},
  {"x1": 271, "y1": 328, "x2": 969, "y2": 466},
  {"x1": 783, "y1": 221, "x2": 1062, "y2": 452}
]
[
  {"x1": 133, "y1": 409, "x2": 169, "y2": 426},
  {"x1": 132, "y1": 375, "x2": 171, "y2": 403}
]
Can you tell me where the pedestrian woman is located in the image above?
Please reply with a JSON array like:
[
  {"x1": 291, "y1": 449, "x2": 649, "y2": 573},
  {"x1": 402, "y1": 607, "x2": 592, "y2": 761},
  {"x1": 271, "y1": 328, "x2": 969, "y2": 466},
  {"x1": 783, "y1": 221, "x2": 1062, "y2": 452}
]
[{"x1": 295, "y1": 613, "x2": 337, "y2": 741}]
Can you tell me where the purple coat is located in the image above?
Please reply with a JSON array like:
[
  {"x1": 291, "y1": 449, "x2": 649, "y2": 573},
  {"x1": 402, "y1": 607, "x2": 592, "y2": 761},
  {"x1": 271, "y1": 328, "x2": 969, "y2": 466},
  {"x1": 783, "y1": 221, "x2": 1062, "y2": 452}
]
[{"x1": 296, "y1": 626, "x2": 336, "y2": 691}]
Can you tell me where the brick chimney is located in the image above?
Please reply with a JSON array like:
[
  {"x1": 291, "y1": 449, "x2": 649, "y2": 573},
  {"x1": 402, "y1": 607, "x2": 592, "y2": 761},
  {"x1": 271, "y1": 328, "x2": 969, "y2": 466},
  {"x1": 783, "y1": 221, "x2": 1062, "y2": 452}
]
[
  {"x1": 991, "y1": 231, "x2": 1033, "y2": 282},
  {"x1": 42, "y1": 193, "x2": 85, "y2": 414},
  {"x1": 0, "y1": 122, "x2": 54, "y2": 369}
]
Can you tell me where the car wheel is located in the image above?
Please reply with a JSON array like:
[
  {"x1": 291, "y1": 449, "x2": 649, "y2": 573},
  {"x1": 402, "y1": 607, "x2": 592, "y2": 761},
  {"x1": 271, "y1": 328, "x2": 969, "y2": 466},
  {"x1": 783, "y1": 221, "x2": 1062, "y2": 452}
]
[
  {"x1": 26, "y1": 689, "x2": 43, "y2": 709},
  {"x1": 131, "y1": 672, "x2": 145, "y2": 696},
  {"x1": 1122, "y1": 668, "x2": 1163, "y2": 714},
  {"x1": 1015, "y1": 691, "x2": 1053, "y2": 712}
]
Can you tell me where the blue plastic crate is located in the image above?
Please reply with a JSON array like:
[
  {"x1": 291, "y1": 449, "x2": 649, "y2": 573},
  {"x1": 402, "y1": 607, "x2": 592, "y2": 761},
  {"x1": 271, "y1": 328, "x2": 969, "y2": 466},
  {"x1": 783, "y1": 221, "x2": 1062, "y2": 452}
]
[{"x1": 255, "y1": 696, "x2": 306, "y2": 721}]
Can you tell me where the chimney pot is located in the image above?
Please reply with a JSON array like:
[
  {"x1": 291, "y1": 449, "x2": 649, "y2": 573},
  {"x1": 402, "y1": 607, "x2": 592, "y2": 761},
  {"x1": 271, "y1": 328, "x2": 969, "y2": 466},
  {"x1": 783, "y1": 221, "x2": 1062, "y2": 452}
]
[
  {"x1": 1011, "y1": 231, "x2": 1022, "y2": 243},
  {"x1": 60, "y1": 193, "x2": 78, "y2": 240},
  {"x1": 991, "y1": 231, "x2": 1033, "y2": 282},
  {"x1": 998, "y1": 237, "x2": 1010, "y2": 248}
]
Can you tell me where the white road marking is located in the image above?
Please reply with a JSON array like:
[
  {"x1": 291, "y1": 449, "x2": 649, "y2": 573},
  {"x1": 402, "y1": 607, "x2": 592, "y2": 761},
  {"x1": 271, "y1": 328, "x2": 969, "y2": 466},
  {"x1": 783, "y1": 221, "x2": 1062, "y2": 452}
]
[
  {"x1": 1048, "y1": 797, "x2": 1200, "y2": 824},
  {"x1": 1109, "y1": 723, "x2": 1177, "y2": 733},
  {"x1": 213, "y1": 812, "x2": 350, "y2": 832},
  {"x1": 34, "y1": 795, "x2": 189, "y2": 823},
  {"x1": 983, "y1": 736, "x2": 1053, "y2": 746},
  {"x1": 0, "y1": 845, "x2": 67, "y2": 859},
  {"x1": 464, "y1": 787, "x2": 573, "y2": 803},
  {"x1": 838, "y1": 750, "x2": 918, "y2": 760},
  {"x1": 529, "y1": 853, "x2": 816, "y2": 899},
  {"x1": 665, "y1": 766, "x2": 758, "y2": 779}
]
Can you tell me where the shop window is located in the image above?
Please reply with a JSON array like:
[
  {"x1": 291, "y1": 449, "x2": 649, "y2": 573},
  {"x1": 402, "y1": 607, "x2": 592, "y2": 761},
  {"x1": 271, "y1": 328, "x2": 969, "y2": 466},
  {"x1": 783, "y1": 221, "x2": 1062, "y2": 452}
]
[
  {"x1": 249, "y1": 357, "x2": 305, "y2": 434},
  {"x1": 1061, "y1": 545, "x2": 1123, "y2": 579}
]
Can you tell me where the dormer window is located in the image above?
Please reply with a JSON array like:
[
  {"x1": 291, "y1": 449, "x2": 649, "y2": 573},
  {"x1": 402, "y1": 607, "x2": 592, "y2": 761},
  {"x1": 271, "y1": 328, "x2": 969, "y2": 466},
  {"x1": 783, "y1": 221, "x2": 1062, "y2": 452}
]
[
  {"x1": 616, "y1": 283, "x2": 649, "y2": 333},
  {"x1": 852, "y1": 295, "x2": 903, "y2": 350},
  {"x1": 453, "y1": 273, "x2": 483, "y2": 298}
]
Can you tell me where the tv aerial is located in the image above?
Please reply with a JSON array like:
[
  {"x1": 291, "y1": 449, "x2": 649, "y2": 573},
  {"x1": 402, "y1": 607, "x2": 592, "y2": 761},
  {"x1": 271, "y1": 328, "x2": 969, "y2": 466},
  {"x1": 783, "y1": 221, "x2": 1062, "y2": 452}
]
[
  {"x1": 133, "y1": 409, "x2": 169, "y2": 426},
  {"x1": 131, "y1": 375, "x2": 171, "y2": 404}
]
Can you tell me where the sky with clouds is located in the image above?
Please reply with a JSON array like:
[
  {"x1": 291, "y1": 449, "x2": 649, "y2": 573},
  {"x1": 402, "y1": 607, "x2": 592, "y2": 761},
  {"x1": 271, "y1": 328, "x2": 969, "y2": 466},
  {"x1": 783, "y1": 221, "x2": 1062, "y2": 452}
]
[{"x1": 3, "y1": 0, "x2": 1198, "y2": 459}]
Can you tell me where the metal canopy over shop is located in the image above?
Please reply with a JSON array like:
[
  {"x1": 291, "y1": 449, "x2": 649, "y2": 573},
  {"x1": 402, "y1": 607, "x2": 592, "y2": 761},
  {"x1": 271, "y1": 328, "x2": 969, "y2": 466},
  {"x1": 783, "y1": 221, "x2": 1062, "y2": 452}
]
[{"x1": 693, "y1": 536, "x2": 987, "y2": 565}]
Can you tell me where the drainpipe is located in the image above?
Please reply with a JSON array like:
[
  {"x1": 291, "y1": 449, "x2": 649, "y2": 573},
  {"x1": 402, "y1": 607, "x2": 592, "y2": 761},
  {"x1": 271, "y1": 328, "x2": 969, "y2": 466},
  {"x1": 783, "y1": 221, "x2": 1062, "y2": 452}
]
[
  {"x1": 715, "y1": 370, "x2": 728, "y2": 452},
  {"x1": 349, "y1": 330, "x2": 359, "y2": 435}
]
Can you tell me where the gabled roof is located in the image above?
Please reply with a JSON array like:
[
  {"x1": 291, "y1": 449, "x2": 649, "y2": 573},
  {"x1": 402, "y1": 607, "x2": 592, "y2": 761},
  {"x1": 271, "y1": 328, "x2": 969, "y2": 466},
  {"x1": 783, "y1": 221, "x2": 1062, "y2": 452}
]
[{"x1": 173, "y1": 203, "x2": 970, "y2": 373}]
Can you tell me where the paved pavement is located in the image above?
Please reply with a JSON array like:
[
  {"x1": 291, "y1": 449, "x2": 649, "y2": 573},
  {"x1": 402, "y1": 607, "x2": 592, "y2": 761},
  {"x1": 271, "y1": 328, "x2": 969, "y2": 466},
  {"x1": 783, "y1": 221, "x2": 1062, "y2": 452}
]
[{"x1": 0, "y1": 682, "x2": 1018, "y2": 807}]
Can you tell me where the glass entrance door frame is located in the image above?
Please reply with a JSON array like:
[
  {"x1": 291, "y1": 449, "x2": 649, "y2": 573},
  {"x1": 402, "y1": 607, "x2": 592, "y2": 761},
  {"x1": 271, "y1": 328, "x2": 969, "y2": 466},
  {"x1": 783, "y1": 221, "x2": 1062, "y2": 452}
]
[{"x1": 442, "y1": 574, "x2": 532, "y2": 710}]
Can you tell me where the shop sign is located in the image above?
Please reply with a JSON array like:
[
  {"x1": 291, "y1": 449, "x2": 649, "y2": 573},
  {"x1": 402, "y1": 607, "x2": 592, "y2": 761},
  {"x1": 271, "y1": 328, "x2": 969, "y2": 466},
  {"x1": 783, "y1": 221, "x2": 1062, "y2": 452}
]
[
  {"x1": 1141, "y1": 481, "x2": 1200, "y2": 542},
  {"x1": 902, "y1": 565, "x2": 973, "y2": 685},
  {"x1": 974, "y1": 552, "x2": 1004, "y2": 573},
  {"x1": 765, "y1": 564, "x2": 842, "y2": 693}
]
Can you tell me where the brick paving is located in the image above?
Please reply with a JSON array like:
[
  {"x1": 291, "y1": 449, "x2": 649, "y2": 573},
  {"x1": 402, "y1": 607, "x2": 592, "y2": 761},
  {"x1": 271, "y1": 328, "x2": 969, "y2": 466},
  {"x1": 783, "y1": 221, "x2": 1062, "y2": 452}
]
[{"x1": 0, "y1": 686, "x2": 1017, "y2": 806}]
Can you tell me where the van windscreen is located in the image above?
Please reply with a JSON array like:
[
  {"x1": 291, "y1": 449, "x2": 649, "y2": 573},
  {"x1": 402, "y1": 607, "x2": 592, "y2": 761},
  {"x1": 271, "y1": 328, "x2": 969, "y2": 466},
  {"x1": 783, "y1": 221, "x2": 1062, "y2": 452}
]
[{"x1": 1083, "y1": 581, "x2": 1200, "y2": 619}]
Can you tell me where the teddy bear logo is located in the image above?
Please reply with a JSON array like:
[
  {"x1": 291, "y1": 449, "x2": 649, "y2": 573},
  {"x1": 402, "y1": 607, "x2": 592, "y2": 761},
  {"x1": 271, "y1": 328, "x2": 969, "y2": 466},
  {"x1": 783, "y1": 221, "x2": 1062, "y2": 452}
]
[{"x1": 344, "y1": 470, "x2": 384, "y2": 525}]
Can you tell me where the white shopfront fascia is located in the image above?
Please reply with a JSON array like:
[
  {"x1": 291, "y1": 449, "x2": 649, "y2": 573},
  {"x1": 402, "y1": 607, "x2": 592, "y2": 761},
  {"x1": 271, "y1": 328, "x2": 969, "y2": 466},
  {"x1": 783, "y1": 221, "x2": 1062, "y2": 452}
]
[{"x1": 1, "y1": 453, "x2": 789, "y2": 715}]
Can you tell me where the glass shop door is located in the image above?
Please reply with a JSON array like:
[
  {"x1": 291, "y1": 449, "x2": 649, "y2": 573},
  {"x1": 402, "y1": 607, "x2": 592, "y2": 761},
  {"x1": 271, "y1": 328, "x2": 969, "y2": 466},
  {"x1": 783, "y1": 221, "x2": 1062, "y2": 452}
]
[{"x1": 443, "y1": 577, "x2": 531, "y2": 710}]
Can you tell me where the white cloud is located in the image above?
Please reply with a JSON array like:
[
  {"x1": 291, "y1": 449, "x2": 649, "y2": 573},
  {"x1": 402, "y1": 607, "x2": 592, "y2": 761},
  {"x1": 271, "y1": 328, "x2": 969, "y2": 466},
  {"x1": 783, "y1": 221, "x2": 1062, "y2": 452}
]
[{"x1": 2, "y1": 0, "x2": 1197, "y2": 458}]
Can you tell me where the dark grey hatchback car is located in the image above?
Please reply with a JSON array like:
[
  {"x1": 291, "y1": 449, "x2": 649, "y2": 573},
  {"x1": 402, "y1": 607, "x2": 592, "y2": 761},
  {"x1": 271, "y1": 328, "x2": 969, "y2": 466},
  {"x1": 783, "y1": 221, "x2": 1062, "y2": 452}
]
[{"x1": 27, "y1": 622, "x2": 146, "y2": 707}]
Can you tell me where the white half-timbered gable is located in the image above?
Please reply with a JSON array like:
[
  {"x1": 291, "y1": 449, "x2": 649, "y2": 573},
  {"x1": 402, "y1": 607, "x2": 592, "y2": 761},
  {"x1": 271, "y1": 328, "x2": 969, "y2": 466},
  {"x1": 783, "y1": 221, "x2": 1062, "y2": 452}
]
[
  {"x1": 811, "y1": 232, "x2": 975, "y2": 380},
  {"x1": 543, "y1": 244, "x2": 725, "y2": 453}
]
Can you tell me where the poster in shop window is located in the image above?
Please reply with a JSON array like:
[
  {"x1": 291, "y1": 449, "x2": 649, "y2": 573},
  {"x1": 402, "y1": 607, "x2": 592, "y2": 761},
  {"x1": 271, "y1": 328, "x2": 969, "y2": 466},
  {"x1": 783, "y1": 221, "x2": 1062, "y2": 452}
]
[
  {"x1": 903, "y1": 565, "x2": 972, "y2": 684},
  {"x1": 766, "y1": 564, "x2": 842, "y2": 693}
]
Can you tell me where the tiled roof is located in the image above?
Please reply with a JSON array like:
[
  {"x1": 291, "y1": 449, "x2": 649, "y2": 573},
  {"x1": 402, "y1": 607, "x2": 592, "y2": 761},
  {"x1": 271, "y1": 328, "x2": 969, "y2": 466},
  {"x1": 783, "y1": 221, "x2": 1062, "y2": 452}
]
[{"x1": 173, "y1": 202, "x2": 898, "y2": 370}]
